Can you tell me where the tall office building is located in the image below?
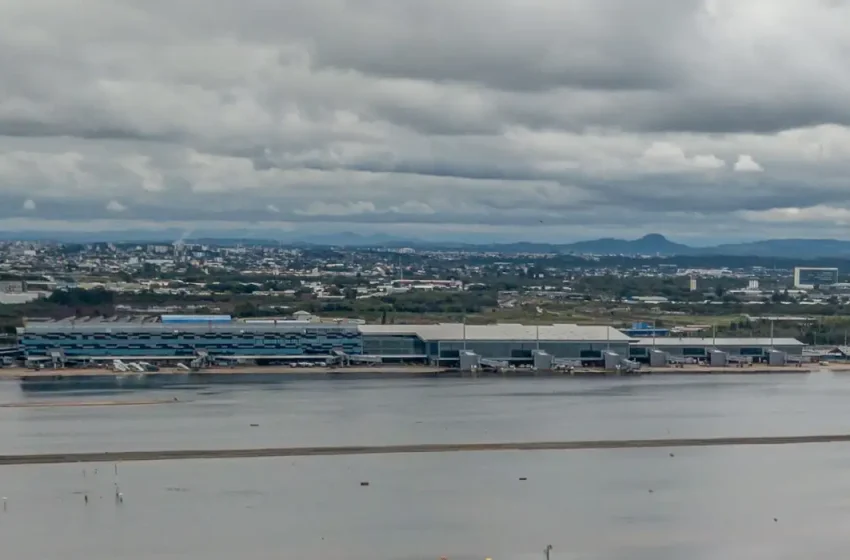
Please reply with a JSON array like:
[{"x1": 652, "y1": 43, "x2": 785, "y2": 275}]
[{"x1": 793, "y1": 267, "x2": 838, "y2": 289}]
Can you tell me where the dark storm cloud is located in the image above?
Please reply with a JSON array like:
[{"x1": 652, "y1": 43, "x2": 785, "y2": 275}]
[
  {"x1": 294, "y1": 160, "x2": 549, "y2": 183},
  {"x1": 0, "y1": 119, "x2": 177, "y2": 143},
  {"x1": 621, "y1": 95, "x2": 850, "y2": 136},
  {"x1": 582, "y1": 175, "x2": 850, "y2": 215}
]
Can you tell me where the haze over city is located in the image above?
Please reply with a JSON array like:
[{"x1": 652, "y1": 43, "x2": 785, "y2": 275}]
[{"x1": 1, "y1": 1, "x2": 849, "y2": 243}]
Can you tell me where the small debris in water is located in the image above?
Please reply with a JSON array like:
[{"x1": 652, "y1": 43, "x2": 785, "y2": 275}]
[
  {"x1": 250, "y1": 423, "x2": 259, "y2": 427},
  {"x1": 774, "y1": 518, "x2": 778, "y2": 522},
  {"x1": 360, "y1": 481, "x2": 369, "y2": 486},
  {"x1": 519, "y1": 477, "x2": 527, "y2": 481},
  {"x1": 648, "y1": 489, "x2": 654, "y2": 493},
  {"x1": 669, "y1": 453, "x2": 675, "y2": 457}
]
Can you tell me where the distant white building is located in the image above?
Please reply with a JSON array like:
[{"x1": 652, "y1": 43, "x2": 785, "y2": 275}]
[
  {"x1": 394, "y1": 279, "x2": 463, "y2": 291},
  {"x1": 0, "y1": 292, "x2": 44, "y2": 304},
  {"x1": 630, "y1": 296, "x2": 669, "y2": 304},
  {"x1": 292, "y1": 310, "x2": 315, "y2": 321},
  {"x1": 0, "y1": 280, "x2": 23, "y2": 293}
]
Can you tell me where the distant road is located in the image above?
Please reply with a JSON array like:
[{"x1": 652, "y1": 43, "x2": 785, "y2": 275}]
[{"x1": 3, "y1": 434, "x2": 850, "y2": 465}]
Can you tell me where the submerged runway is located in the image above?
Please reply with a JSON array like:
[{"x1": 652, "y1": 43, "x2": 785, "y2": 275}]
[
  {"x1": 3, "y1": 434, "x2": 850, "y2": 465},
  {"x1": 0, "y1": 399, "x2": 178, "y2": 408}
]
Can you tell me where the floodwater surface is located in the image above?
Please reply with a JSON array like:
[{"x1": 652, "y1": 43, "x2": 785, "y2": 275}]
[{"x1": 1, "y1": 373, "x2": 850, "y2": 559}]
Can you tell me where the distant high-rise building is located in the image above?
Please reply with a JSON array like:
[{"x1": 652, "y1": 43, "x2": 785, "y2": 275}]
[
  {"x1": 793, "y1": 267, "x2": 838, "y2": 288},
  {"x1": 689, "y1": 277, "x2": 698, "y2": 291},
  {"x1": 748, "y1": 279, "x2": 759, "y2": 290}
]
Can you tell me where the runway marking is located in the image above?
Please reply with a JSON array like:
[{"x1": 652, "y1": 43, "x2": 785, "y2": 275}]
[{"x1": 1, "y1": 434, "x2": 850, "y2": 465}]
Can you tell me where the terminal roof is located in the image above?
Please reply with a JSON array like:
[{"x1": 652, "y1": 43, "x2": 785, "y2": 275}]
[
  {"x1": 358, "y1": 323, "x2": 631, "y2": 342},
  {"x1": 632, "y1": 337, "x2": 805, "y2": 347}
]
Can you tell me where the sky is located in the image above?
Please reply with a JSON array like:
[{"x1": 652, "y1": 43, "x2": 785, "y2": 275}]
[{"x1": 2, "y1": 0, "x2": 850, "y2": 243}]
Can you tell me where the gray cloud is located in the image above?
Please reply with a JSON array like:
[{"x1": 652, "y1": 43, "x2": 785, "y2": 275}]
[
  {"x1": 0, "y1": 0, "x2": 849, "y2": 240},
  {"x1": 303, "y1": 0, "x2": 698, "y2": 93}
]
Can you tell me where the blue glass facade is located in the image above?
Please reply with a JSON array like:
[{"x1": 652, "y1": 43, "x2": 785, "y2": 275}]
[{"x1": 20, "y1": 326, "x2": 363, "y2": 358}]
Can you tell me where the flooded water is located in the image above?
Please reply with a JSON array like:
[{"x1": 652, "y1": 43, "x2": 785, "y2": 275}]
[{"x1": 2, "y1": 373, "x2": 850, "y2": 559}]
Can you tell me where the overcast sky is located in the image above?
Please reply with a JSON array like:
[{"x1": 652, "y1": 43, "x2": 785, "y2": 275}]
[{"x1": 2, "y1": 0, "x2": 849, "y2": 242}]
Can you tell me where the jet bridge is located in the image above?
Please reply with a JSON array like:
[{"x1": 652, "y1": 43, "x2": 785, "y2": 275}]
[
  {"x1": 459, "y1": 351, "x2": 481, "y2": 372},
  {"x1": 532, "y1": 349, "x2": 553, "y2": 370},
  {"x1": 348, "y1": 354, "x2": 383, "y2": 365},
  {"x1": 767, "y1": 349, "x2": 787, "y2": 366},
  {"x1": 708, "y1": 349, "x2": 728, "y2": 367},
  {"x1": 48, "y1": 349, "x2": 65, "y2": 369},
  {"x1": 603, "y1": 351, "x2": 622, "y2": 370},
  {"x1": 649, "y1": 349, "x2": 669, "y2": 367}
]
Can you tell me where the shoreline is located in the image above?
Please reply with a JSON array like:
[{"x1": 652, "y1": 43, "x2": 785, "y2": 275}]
[
  {"x1": 3, "y1": 364, "x2": 847, "y2": 379},
  {"x1": 3, "y1": 364, "x2": 848, "y2": 392},
  {"x1": 3, "y1": 434, "x2": 850, "y2": 465}
]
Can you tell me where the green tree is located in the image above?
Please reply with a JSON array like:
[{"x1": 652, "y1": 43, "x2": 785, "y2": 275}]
[
  {"x1": 233, "y1": 302, "x2": 259, "y2": 317},
  {"x1": 47, "y1": 288, "x2": 114, "y2": 307}
]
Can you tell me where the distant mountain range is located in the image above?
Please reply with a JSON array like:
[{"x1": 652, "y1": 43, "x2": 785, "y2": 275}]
[
  {"x1": 484, "y1": 235, "x2": 850, "y2": 259},
  {"x1": 257, "y1": 232, "x2": 850, "y2": 259},
  {"x1": 2, "y1": 229, "x2": 850, "y2": 259},
  {"x1": 550, "y1": 234, "x2": 850, "y2": 259}
]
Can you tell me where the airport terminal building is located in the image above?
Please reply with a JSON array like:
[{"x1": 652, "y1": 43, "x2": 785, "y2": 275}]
[
  {"x1": 16, "y1": 314, "x2": 806, "y2": 369},
  {"x1": 18, "y1": 315, "x2": 632, "y2": 368}
]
